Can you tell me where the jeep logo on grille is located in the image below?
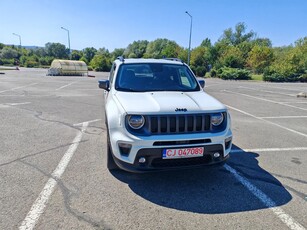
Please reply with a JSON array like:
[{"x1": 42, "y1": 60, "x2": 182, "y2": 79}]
[{"x1": 175, "y1": 108, "x2": 187, "y2": 112}]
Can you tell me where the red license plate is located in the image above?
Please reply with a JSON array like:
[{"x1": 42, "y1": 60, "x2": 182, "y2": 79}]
[{"x1": 162, "y1": 147, "x2": 204, "y2": 159}]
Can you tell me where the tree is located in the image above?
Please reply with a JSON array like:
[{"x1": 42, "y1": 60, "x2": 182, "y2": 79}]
[
  {"x1": 294, "y1": 37, "x2": 307, "y2": 71},
  {"x1": 45, "y1": 42, "x2": 68, "y2": 59},
  {"x1": 233, "y1": 22, "x2": 256, "y2": 45},
  {"x1": 253, "y1": 38, "x2": 272, "y2": 47},
  {"x1": 144, "y1": 39, "x2": 181, "y2": 58},
  {"x1": 247, "y1": 45, "x2": 274, "y2": 73},
  {"x1": 20, "y1": 55, "x2": 39, "y2": 67},
  {"x1": 111, "y1": 48, "x2": 125, "y2": 60},
  {"x1": 31, "y1": 47, "x2": 47, "y2": 57},
  {"x1": 190, "y1": 46, "x2": 210, "y2": 76},
  {"x1": 38, "y1": 56, "x2": 53, "y2": 66},
  {"x1": 123, "y1": 40, "x2": 148, "y2": 58},
  {"x1": 0, "y1": 47, "x2": 18, "y2": 59},
  {"x1": 161, "y1": 41, "x2": 182, "y2": 58},
  {"x1": 71, "y1": 50, "x2": 83, "y2": 60},
  {"x1": 219, "y1": 22, "x2": 256, "y2": 46},
  {"x1": 264, "y1": 37, "x2": 307, "y2": 82},
  {"x1": 177, "y1": 48, "x2": 188, "y2": 63},
  {"x1": 97, "y1": 47, "x2": 111, "y2": 58},
  {"x1": 218, "y1": 46, "x2": 245, "y2": 69},
  {"x1": 82, "y1": 47, "x2": 97, "y2": 64},
  {"x1": 200, "y1": 38, "x2": 212, "y2": 48},
  {"x1": 90, "y1": 54, "x2": 111, "y2": 71}
]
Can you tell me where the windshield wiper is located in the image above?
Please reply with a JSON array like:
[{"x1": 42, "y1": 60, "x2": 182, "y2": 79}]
[{"x1": 116, "y1": 87, "x2": 145, "y2": 92}]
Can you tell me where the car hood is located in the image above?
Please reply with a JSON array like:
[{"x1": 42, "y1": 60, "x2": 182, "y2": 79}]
[{"x1": 114, "y1": 91, "x2": 226, "y2": 114}]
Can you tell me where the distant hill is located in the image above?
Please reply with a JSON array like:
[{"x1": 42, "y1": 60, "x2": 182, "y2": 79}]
[
  {"x1": 23, "y1": 45, "x2": 43, "y2": 50},
  {"x1": 4, "y1": 44, "x2": 43, "y2": 50}
]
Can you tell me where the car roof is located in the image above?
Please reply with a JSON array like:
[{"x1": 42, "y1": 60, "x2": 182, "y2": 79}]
[{"x1": 114, "y1": 58, "x2": 185, "y2": 65}]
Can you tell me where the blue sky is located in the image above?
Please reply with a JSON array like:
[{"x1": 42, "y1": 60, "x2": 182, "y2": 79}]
[{"x1": 1, "y1": 0, "x2": 306, "y2": 51}]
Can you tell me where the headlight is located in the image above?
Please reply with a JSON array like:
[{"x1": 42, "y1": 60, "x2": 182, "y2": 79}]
[
  {"x1": 211, "y1": 113, "x2": 224, "y2": 126},
  {"x1": 127, "y1": 115, "x2": 145, "y2": 129}
]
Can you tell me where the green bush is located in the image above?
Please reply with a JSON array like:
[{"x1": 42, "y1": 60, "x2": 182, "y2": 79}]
[
  {"x1": 263, "y1": 69, "x2": 301, "y2": 82},
  {"x1": 263, "y1": 73, "x2": 284, "y2": 82},
  {"x1": 192, "y1": 66, "x2": 206, "y2": 77},
  {"x1": 218, "y1": 67, "x2": 251, "y2": 80},
  {"x1": 263, "y1": 73, "x2": 301, "y2": 82},
  {"x1": 25, "y1": 60, "x2": 39, "y2": 68},
  {"x1": 19, "y1": 56, "x2": 39, "y2": 68},
  {"x1": 79, "y1": 56, "x2": 88, "y2": 64},
  {"x1": 39, "y1": 56, "x2": 53, "y2": 66},
  {"x1": 0, "y1": 58, "x2": 15, "y2": 65},
  {"x1": 299, "y1": 73, "x2": 307, "y2": 82},
  {"x1": 90, "y1": 54, "x2": 111, "y2": 72},
  {"x1": 209, "y1": 68, "x2": 217, "y2": 78}
]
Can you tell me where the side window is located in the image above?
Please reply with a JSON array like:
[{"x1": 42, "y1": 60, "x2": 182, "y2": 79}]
[
  {"x1": 109, "y1": 63, "x2": 116, "y2": 85},
  {"x1": 179, "y1": 69, "x2": 192, "y2": 87}
]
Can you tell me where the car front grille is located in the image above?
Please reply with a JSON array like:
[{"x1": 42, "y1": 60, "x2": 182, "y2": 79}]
[
  {"x1": 145, "y1": 114, "x2": 211, "y2": 135},
  {"x1": 126, "y1": 112, "x2": 227, "y2": 136}
]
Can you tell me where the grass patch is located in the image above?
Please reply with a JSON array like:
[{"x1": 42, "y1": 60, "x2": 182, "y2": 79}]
[{"x1": 251, "y1": 74, "x2": 263, "y2": 81}]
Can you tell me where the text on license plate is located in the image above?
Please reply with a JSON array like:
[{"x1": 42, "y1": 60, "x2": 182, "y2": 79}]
[{"x1": 162, "y1": 147, "x2": 204, "y2": 159}]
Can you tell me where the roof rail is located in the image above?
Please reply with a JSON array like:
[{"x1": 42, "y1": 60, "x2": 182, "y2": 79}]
[
  {"x1": 116, "y1": 56, "x2": 125, "y2": 62},
  {"x1": 163, "y1": 58, "x2": 184, "y2": 63}
]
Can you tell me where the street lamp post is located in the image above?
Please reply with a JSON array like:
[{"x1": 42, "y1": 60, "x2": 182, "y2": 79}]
[
  {"x1": 185, "y1": 11, "x2": 192, "y2": 66},
  {"x1": 61, "y1": 26, "x2": 71, "y2": 59},
  {"x1": 12, "y1": 33, "x2": 22, "y2": 49}
]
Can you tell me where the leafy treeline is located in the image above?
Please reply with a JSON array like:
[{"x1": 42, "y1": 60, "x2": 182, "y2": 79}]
[{"x1": 0, "y1": 23, "x2": 306, "y2": 82}]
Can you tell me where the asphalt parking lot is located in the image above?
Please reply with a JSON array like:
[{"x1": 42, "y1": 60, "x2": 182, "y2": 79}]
[{"x1": 0, "y1": 68, "x2": 306, "y2": 230}]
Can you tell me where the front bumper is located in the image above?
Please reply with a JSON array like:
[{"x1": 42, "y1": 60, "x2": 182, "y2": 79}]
[
  {"x1": 113, "y1": 144, "x2": 229, "y2": 173},
  {"x1": 109, "y1": 121, "x2": 232, "y2": 172}
]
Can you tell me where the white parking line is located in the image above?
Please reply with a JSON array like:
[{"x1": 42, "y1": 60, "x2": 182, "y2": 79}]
[
  {"x1": 259, "y1": 85, "x2": 307, "y2": 92},
  {"x1": 0, "y1": 104, "x2": 10, "y2": 108},
  {"x1": 73, "y1": 119, "x2": 101, "y2": 126},
  {"x1": 224, "y1": 90, "x2": 307, "y2": 111},
  {"x1": 259, "y1": 116, "x2": 307, "y2": 119},
  {"x1": 231, "y1": 147, "x2": 307, "y2": 153},
  {"x1": 19, "y1": 122, "x2": 88, "y2": 230},
  {"x1": 0, "y1": 102, "x2": 31, "y2": 108},
  {"x1": 205, "y1": 83, "x2": 222, "y2": 88},
  {"x1": 6, "y1": 102, "x2": 31, "y2": 106},
  {"x1": 238, "y1": 86, "x2": 296, "y2": 97},
  {"x1": 226, "y1": 104, "x2": 307, "y2": 138},
  {"x1": 281, "y1": 102, "x2": 307, "y2": 104},
  {"x1": 0, "y1": 83, "x2": 38, "y2": 93},
  {"x1": 55, "y1": 82, "x2": 77, "y2": 91},
  {"x1": 224, "y1": 164, "x2": 306, "y2": 230}
]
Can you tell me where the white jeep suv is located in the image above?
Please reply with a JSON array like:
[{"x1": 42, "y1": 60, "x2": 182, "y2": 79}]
[{"x1": 99, "y1": 57, "x2": 232, "y2": 172}]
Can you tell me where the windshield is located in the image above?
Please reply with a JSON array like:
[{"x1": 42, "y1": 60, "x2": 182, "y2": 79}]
[{"x1": 115, "y1": 63, "x2": 200, "y2": 92}]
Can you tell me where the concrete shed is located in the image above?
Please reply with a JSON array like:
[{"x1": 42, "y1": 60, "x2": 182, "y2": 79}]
[{"x1": 47, "y1": 59, "x2": 88, "y2": 76}]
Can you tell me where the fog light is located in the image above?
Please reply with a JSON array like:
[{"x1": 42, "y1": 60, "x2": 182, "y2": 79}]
[
  {"x1": 139, "y1": 157, "x2": 146, "y2": 163},
  {"x1": 213, "y1": 152, "x2": 220, "y2": 158}
]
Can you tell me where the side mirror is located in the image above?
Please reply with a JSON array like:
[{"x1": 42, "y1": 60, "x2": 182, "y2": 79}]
[
  {"x1": 198, "y1": 79, "x2": 205, "y2": 88},
  {"x1": 98, "y1": 80, "x2": 110, "y2": 91}
]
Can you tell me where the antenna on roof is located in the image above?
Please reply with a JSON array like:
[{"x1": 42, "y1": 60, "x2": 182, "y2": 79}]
[
  {"x1": 163, "y1": 58, "x2": 184, "y2": 63},
  {"x1": 117, "y1": 56, "x2": 125, "y2": 62}
]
